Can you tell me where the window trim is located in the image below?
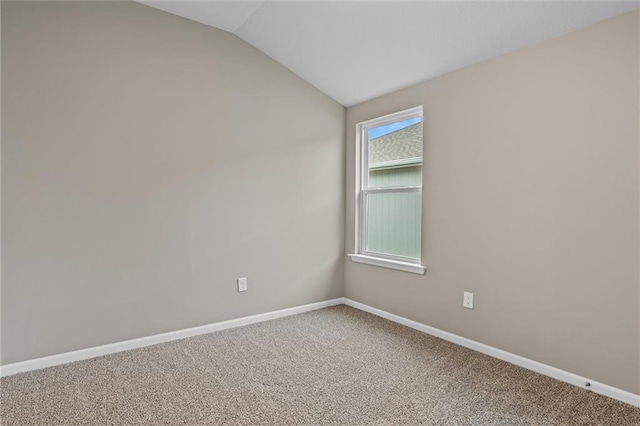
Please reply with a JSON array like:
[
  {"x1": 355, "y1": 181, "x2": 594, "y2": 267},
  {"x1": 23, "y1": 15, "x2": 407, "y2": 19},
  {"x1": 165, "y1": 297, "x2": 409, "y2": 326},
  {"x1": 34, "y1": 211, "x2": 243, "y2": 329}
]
[
  {"x1": 352, "y1": 106, "x2": 426, "y2": 274},
  {"x1": 348, "y1": 254, "x2": 426, "y2": 274}
]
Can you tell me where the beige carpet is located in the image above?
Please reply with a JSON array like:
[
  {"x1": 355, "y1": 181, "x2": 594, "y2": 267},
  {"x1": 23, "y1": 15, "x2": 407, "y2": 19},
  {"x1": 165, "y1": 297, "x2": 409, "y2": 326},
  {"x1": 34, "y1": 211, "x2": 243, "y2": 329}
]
[{"x1": 1, "y1": 305, "x2": 639, "y2": 425}]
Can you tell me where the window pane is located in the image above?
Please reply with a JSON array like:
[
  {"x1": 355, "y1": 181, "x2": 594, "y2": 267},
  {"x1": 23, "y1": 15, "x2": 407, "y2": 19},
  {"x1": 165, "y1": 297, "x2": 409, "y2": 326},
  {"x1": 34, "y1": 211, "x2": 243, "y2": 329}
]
[
  {"x1": 368, "y1": 117, "x2": 423, "y2": 188},
  {"x1": 365, "y1": 191, "x2": 421, "y2": 259},
  {"x1": 369, "y1": 165, "x2": 422, "y2": 187}
]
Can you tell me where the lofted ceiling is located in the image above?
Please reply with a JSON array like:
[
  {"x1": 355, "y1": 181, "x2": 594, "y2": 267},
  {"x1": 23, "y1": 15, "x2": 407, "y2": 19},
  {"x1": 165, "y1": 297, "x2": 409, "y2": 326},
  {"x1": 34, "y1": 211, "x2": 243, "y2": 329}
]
[{"x1": 138, "y1": 1, "x2": 639, "y2": 107}]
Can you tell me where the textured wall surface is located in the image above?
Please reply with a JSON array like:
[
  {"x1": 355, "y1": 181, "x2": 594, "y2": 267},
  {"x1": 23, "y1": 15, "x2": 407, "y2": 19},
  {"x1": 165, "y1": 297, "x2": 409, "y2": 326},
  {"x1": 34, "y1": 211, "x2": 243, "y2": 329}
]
[{"x1": 345, "y1": 11, "x2": 639, "y2": 393}]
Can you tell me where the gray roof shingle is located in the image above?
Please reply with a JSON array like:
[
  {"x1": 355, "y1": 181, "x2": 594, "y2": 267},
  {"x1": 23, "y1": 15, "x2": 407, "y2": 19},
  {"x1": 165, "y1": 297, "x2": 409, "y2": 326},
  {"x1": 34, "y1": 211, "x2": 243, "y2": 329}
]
[{"x1": 369, "y1": 122, "x2": 423, "y2": 167}]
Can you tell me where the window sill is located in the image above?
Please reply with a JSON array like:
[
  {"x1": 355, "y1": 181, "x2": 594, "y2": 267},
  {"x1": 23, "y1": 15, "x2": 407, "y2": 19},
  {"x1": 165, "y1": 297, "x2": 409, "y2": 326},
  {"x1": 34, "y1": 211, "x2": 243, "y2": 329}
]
[{"x1": 348, "y1": 254, "x2": 427, "y2": 275}]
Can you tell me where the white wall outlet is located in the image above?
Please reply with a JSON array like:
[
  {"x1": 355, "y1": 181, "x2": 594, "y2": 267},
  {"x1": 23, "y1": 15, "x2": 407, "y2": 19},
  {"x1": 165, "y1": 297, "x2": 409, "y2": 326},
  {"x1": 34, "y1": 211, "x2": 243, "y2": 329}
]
[
  {"x1": 237, "y1": 277, "x2": 247, "y2": 292},
  {"x1": 463, "y1": 291, "x2": 474, "y2": 309}
]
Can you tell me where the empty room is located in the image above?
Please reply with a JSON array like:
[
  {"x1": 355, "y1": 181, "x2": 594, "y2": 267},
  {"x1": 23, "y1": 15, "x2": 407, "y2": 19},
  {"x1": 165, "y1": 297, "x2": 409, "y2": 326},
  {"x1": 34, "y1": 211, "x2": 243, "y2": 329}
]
[{"x1": 1, "y1": 0, "x2": 639, "y2": 424}]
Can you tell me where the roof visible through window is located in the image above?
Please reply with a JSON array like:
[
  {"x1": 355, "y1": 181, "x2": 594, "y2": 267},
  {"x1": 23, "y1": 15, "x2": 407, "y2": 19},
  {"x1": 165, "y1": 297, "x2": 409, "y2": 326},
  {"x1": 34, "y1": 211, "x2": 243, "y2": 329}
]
[{"x1": 368, "y1": 120, "x2": 423, "y2": 168}]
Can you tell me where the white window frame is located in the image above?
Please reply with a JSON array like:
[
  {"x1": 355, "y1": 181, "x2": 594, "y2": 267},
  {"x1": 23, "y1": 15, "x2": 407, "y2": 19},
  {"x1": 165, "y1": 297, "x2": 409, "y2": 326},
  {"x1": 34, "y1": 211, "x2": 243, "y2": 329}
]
[{"x1": 349, "y1": 106, "x2": 426, "y2": 275}]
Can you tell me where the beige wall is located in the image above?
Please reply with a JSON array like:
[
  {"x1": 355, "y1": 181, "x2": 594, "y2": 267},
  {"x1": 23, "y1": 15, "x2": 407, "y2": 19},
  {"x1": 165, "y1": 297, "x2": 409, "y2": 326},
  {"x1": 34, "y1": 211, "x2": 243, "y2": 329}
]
[
  {"x1": 1, "y1": 1, "x2": 344, "y2": 364},
  {"x1": 2, "y1": 0, "x2": 638, "y2": 397},
  {"x1": 345, "y1": 11, "x2": 639, "y2": 394}
]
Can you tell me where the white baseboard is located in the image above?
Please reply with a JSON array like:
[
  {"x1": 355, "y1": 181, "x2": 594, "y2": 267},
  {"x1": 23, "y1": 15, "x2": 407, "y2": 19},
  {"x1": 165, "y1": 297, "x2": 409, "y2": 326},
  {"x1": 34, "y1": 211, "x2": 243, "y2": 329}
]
[
  {"x1": 0, "y1": 298, "x2": 345, "y2": 378},
  {"x1": 2, "y1": 297, "x2": 638, "y2": 409},
  {"x1": 342, "y1": 298, "x2": 640, "y2": 408}
]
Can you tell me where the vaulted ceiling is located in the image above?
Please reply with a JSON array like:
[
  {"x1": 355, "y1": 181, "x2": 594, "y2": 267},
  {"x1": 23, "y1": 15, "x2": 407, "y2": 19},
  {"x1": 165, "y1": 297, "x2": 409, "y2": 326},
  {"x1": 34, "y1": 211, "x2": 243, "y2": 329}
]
[{"x1": 138, "y1": 1, "x2": 639, "y2": 106}]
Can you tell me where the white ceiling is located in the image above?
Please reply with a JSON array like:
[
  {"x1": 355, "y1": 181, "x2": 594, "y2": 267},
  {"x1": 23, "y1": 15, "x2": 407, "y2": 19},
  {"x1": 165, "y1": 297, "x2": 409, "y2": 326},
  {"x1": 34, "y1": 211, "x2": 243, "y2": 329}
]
[{"x1": 139, "y1": 1, "x2": 639, "y2": 107}]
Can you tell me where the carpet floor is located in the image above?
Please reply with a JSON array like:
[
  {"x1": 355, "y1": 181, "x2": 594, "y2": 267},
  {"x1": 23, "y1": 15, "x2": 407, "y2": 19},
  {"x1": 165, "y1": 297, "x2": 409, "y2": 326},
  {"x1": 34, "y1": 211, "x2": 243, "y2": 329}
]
[{"x1": 1, "y1": 305, "x2": 639, "y2": 425}]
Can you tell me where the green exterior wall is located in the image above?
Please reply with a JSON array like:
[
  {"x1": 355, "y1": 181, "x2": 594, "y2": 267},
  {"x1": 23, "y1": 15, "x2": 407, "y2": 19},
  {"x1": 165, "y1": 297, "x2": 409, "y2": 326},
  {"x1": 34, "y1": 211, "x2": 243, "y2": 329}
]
[{"x1": 366, "y1": 165, "x2": 422, "y2": 258}]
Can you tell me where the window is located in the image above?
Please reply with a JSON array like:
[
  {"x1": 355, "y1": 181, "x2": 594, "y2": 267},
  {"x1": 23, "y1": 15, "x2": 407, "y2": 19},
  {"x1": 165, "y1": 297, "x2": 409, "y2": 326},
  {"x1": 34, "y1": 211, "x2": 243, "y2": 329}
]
[{"x1": 350, "y1": 106, "x2": 426, "y2": 274}]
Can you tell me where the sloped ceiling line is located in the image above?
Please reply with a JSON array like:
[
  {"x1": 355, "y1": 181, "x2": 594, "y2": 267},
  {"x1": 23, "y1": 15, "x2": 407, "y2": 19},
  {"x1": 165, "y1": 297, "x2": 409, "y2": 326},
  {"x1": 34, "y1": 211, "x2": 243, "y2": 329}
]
[
  {"x1": 137, "y1": 1, "x2": 639, "y2": 107},
  {"x1": 232, "y1": 0, "x2": 267, "y2": 33}
]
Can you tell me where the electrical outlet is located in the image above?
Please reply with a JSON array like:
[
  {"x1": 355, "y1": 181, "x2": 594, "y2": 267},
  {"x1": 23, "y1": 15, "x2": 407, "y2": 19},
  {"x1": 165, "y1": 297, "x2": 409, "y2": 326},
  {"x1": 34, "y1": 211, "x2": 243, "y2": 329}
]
[
  {"x1": 237, "y1": 277, "x2": 247, "y2": 292},
  {"x1": 463, "y1": 291, "x2": 474, "y2": 309}
]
